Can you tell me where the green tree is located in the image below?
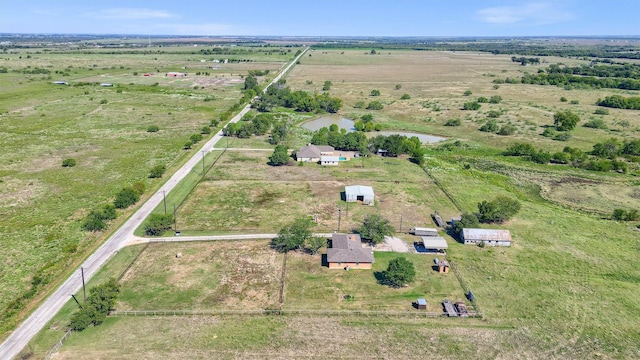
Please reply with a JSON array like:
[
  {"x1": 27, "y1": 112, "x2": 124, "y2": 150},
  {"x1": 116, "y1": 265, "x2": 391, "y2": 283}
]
[
  {"x1": 454, "y1": 212, "x2": 480, "y2": 234},
  {"x1": 370, "y1": 89, "x2": 381, "y2": 96},
  {"x1": 322, "y1": 80, "x2": 332, "y2": 91},
  {"x1": 145, "y1": 213, "x2": 174, "y2": 236},
  {"x1": 113, "y1": 187, "x2": 140, "y2": 209},
  {"x1": 148, "y1": 164, "x2": 166, "y2": 178},
  {"x1": 358, "y1": 214, "x2": 394, "y2": 244},
  {"x1": 395, "y1": 84, "x2": 402, "y2": 90},
  {"x1": 243, "y1": 75, "x2": 258, "y2": 90},
  {"x1": 553, "y1": 110, "x2": 580, "y2": 131},
  {"x1": 479, "y1": 120, "x2": 499, "y2": 132},
  {"x1": 305, "y1": 237, "x2": 326, "y2": 255},
  {"x1": 201, "y1": 126, "x2": 211, "y2": 134},
  {"x1": 489, "y1": 95, "x2": 503, "y2": 104},
  {"x1": 592, "y1": 138, "x2": 622, "y2": 159},
  {"x1": 271, "y1": 216, "x2": 314, "y2": 252},
  {"x1": 478, "y1": 196, "x2": 521, "y2": 223},
  {"x1": 382, "y1": 257, "x2": 416, "y2": 287},
  {"x1": 190, "y1": 133, "x2": 203, "y2": 143},
  {"x1": 400, "y1": 93, "x2": 411, "y2": 100},
  {"x1": 81, "y1": 211, "x2": 107, "y2": 232},
  {"x1": 69, "y1": 278, "x2": 120, "y2": 331},
  {"x1": 269, "y1": 145, "x2": 289, "y2": 166}
]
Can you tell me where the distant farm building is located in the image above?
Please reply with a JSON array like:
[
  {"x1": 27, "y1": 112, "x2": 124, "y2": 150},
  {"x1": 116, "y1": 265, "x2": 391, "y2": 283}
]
[
  {"x1": 327, "y1": 233, "x2": 374, "y2": 269},
  {"x1": 166, "y1": 72, "x2": 187, "y2": 77},
  {"x1": 461, "y1": 228, "x2": 512, "y2": 247},
  {"x1": 99, "y1": 83, "x2": 113, "y2": 87},
  {"x1": 345, "y1": 185, "x2": 375, "y2": 206},
  {"x1": 52, "y1": 81, "x2": 68, "y2": 85},
  {"x1": 410, "y1": 227, "x2": 439, "y2": 237}
]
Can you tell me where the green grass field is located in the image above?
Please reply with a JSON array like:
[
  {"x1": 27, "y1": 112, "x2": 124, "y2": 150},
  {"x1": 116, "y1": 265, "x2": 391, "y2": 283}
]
[{"x1": 0, "y1": 47, "x2": 292, "y2": 338}]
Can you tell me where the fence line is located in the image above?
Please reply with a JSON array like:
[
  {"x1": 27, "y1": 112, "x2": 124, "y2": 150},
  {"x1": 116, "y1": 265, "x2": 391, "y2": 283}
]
[
  {"x1": 420, "y1": 167, "x2": 464, "y2": 212},
  {"x1": 449, "y1": 260, "x2": 483, "y2": 318},
  {"x1": 109, "y1": 308, "x2": 481, "y2": 319},
  {"x1": 43, "y1": 330, "x2": 72, "y2": 360}
]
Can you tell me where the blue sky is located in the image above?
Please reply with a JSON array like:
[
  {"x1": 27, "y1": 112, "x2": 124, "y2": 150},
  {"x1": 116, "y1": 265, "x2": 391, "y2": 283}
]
[{"x1": 1, "y1": 0, "x2": 638, "y2": 37}]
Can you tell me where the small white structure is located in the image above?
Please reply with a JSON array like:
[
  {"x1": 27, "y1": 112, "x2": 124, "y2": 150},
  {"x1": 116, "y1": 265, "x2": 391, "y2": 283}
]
[
  {"x1": 410, "y1": 227, "x2": 439, "y2": 237},
  {"x1": 345, "y1": 185, "x2": 375, "y2": 206},
  {"x1": 461, "y1": 228, "x2": 512, "y2": 247},
  {"x1": 166, "y1": 72, "x2": 187, "y2": 77},
  {"x1": 321, "y1": 156, "x2": 340, "y2": 166},
  {"x1": 100, "y1": 83, "x2": 113, "y2": 87}
]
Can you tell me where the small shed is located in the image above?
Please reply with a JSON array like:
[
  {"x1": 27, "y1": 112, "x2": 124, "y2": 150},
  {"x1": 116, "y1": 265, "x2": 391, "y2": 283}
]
[
  {"x1": 345, "y1": 185, "x2": 375, "y2": 206},
  {"x1": 417, "y1": 298, "x2": 427, "y2": 310},
  {"x1": 410, "y1": 227, "x2": 439, "y2": 236},
  {"x1": 437, "y1": 259, "x2": 450, "y2": 273}
]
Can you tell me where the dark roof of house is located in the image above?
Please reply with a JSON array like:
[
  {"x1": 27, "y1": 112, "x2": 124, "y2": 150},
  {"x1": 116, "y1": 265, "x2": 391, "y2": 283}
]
[
  {"x1": 327, "y1": 233, "x2": 374, "y2": 264},
  {"x1": 297, "y1": 144, "x2": 334, "y2": 159}
]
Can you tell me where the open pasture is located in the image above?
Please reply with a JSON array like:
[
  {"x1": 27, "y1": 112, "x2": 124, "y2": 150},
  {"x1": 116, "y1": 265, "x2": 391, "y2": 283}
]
[
  {"x1": 290, "y1": 50, "x2": 640, "y2": 153},
  {"x1": 0, "y1": 47, "x2": 290, "y2": 337}
]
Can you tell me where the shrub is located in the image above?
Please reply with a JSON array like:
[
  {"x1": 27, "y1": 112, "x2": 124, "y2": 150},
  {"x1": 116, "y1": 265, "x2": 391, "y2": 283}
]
[
  {"x1": 497, "y1": 124, "x2": 516, "y2": 135},
  {"x1": 462, "y1": 101, "x2": 481, "y2": 110},
  {"x1": 366, "y1": 101, "x2": 384, "y2": 110},
  {"x1": 505, "y1": 142, "x2": 536, "y2": 156},
  {"x1": 145, "y1": 213, "x2": 174, "y2": 236},
  {"x1": 583, "y1": 118, "x2": 608, "y2": 129},
  {"x1": 113, "y1": 187, "x2": 140, "y2": 209},
  {"x1": 486, "y1": 110, "x2": 501, "y2": 118},
  {"x1": 354, "y1": 101, "x2": 365, "y2": 108},
  {"x1": 69, "y1": 278, "x2": 120, "y2": 331},
  {"x1": 560, "y1": 97, "x2": 567, "y2": 102},
  {"x1": 201, "y1": 126, "x2": 211, "y2": 134},
  {"x1": 489, "y1": 95, "x2": 503, "y2": 104},
  {"x1": 190, "y1": 133, "x2": 203, "y2": 143},
  {"x1": 531, "y1": 150, "x2": 552, "y2": 164},
  {"x1": 479, "y1": 120, "x2": 499, "y2": 132},
  {"x1": 370, "y1": 89, "x2": 380, "y2": 96},
  {"x1": 477, "y1": 97, "x2": 488, "y2": 103},
  {"x1": 400, "y1": 94, "x2": 411, "y2": 100},
  {"x1": 81, "y1": 211, "x2": 107, "y2": 231},
  {"x1": 395, "y1": 84, "x2": 402, "y2": 90},
  {"x1": 148, "y1": 164, "x2": 166, "y2": 178},
  {"x1": 444, "y1": 118, "x2": 461, "y2": 126},
  {"x1": 147, "y1": 125, "x2": 159, "y2": 132},
  {"x1": 594, "y1": 108, "x2": 609, "y2": 115},
  {"x1": 463, "y1": 90, "x2": 472, "y2": 96},
  {"x1": 100, "y1": 99, "x2": 108, "y2": 104},
  {"x1": 62, "y1": 158, "x2": 76, "y2": 167},
  {"x1": 570, "y1": 100, "x2": 579, "y2": 104}
]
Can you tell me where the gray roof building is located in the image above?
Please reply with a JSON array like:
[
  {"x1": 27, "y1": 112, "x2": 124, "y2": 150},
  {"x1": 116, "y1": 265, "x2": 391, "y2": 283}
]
[
  {"x1": 345, "y1": 185, "x2": 375, "y2": 205},
  {"x1": 461, "y1": 228, "x2": 512, "y2": 247},
  {"x1": 296, "y1": 144, "x2": 335, "y2": 162},
  {"x1": 327, "y1": 233, "x2": 374, "y2": 264}
]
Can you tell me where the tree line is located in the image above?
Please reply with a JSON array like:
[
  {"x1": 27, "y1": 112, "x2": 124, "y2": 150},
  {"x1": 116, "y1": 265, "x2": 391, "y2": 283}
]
[
  {"x1": 597, "y1": 95, "x2": 640, "y2": 110},
  {"x1": 254, "y1": 80, "x2": 343, "y2": 113}
]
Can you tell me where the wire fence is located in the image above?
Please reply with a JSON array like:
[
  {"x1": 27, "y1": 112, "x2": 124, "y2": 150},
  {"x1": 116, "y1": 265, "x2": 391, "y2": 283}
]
[
  {"x1": 109, "y1": 308, "x2": 481, "y2": 319},
  {"x1": 43, "y1": 330, "x2": 72, "y2": 360}
]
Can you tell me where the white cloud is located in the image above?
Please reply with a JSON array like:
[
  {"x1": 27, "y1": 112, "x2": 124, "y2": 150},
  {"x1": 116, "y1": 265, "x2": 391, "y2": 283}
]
[
  {"x1": 478, "y1": 2, "x2": 573, "y2": 25},
  {"x1": 88, "y1": 8, "x2": 175, "y2": 20}
]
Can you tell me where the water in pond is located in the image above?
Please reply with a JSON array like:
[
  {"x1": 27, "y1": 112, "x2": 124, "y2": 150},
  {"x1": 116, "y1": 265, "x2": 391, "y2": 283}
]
[
  {"x1": 300, "y1": 117, "x2": 446, "y2": 143},
  {"x1": 301, "y1": 117, "x2": 355, "y2": 132}
]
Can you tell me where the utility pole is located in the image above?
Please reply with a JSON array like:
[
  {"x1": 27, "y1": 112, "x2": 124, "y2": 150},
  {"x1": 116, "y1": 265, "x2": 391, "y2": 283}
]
[
  {"x1": 346, "y1": 197, "x2": 349, "y2": 216},
  {"x1": 162, "y1": 190, "x2": 167, "y2": 214},
  {"x1": 173, "y1": 205, "x2": 177, "y2": 231},
  {"x1": 81, "y1": 267, "x2": 86, "y2": 302},
  {"x1": 201, "y1": 151, "x2": 206, "y2": 175},
  {"x1": 337, "y1": 208, "x2": 341, "y2": 232}
]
